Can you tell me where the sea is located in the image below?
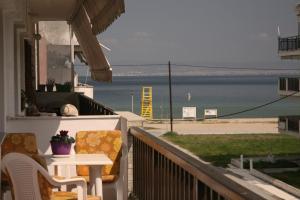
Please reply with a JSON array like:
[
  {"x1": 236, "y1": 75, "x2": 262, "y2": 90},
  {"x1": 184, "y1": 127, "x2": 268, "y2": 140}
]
[{"x1": 79, "y1": 75, "x2": 300, "y2": 119}]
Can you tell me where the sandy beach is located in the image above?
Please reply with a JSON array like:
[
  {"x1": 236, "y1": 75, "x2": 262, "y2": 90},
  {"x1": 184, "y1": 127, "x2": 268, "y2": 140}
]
[{"x1": 142, "y1": 118, "x2": 279, "y2": 135}]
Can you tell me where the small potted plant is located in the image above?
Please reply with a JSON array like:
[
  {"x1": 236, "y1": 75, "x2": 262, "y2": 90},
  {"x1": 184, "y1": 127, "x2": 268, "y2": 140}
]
[
  {"x1": 56, "y1": 81, "x2": 72, "y2": 92},
  {"x1": 46, "y1": 78, "x2": 55, "y2": 92},
  {"x1": 50, "y1": 130, "x2": 75, "y2": 155}
]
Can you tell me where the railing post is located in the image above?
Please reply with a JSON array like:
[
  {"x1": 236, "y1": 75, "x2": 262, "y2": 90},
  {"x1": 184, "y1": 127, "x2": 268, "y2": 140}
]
[{"x1": 240, "y1": 154, "x2": 244, "y2": 169}]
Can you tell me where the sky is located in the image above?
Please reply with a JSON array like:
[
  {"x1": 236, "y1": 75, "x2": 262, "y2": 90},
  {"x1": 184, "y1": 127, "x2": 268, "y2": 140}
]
[{"x1": 79, "y1": 0, "x2": 300, "y2": 76}]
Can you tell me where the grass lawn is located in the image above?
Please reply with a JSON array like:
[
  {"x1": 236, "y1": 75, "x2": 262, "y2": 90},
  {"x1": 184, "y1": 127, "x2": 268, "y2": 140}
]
[{"x1": 163, "y1": 134, "x2": 300, "y2": 167}]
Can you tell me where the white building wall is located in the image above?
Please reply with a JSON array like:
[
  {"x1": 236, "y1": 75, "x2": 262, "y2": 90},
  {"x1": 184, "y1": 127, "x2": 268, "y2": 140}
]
[
  {"x1": 0, "y1": 9, "x2": 5, "y2": 133},
  {"x1": 6, "y1": 115, "x2": 126, "y2": 153},
  {"x1": 7, "y1": 115, "x2": 128, "y2": 182}
]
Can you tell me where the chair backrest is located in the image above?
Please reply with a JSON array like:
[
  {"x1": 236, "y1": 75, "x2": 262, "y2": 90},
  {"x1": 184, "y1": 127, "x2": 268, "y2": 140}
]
[
  {"x1": 1, "y1": 133, "x2": 38, "y2": 157},
  {"x1": 1, "y1": 132, "x2": 47, "y2": 167},
  {"x1": 1, "y1": 133, "x2": 52, "y2": 200},
  {"x1": 1, "y1": 152, "x2": 52, "y2": 200},
  {"x1": 75, "y1": 130, "x2": 122, "y2": 179}
]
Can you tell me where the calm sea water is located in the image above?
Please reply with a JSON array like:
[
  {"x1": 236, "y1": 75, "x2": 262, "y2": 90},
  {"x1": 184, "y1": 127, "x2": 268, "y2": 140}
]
[{"x1": 79, "y1": 76, "x2": 300, "y2": 119}]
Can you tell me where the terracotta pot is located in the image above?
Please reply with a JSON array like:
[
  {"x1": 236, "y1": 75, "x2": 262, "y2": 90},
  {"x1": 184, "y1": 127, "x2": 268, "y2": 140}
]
[{"x1": 50, "y1": 142, "x2": 71, "y2": 155}]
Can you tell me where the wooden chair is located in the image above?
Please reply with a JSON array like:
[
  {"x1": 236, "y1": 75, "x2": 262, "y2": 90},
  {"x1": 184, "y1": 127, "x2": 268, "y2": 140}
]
[
  {"x1": 2, "y1": 152, "x2": 101, "y2": 200},
  {"x1": 75, "y1": 130, "x2": 127, "y2": 200}
]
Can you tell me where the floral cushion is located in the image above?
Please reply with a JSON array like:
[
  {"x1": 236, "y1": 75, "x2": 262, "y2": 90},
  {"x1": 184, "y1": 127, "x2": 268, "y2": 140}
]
[
  {"x1": 52, "y1": 192, "x2": 100, "y2": 200},
  {"x1": 75, "y1": 130, "x2": 122, "y2": 182},
  {"x1": 1, "y1": 133, "x2": 51, "y2": 200},
  {"x1": 1, "y1": 133, "x2": 38, "y2": 156}
]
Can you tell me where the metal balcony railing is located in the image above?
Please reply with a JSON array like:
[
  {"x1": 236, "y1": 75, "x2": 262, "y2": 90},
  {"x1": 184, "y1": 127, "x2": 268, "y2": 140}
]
[
  {"x1": 278, "y1": 77, "x2": 300, "y2": 92},
  {"x1": 36, "y1": 92, "x2": 115, "y2": 116},
  {"x1": 77, "y1": 93, "x2": 115, "y2": 115},
  {"x1": 278, "y1": 36, "x2": 300, "y2": 51},
  {"x1": 129, "y1": 127, "x2": 266, "y2": 200}
]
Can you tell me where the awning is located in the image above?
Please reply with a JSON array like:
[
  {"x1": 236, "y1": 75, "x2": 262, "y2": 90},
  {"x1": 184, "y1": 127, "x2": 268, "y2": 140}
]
[
  {"x1": 70, "y1": 0, "x2": 124, "y2": 82},
  {"x1": 83, "y1": 0, "x2": 125, "y2": 35},
  {"x1": 28, "y1": 0, "x2": 125, "y2": 82},
  {"x1": 71, "y1": 7, "x2": 112, "y2": 82},
  {"x1": 29, "y1": 0, "x2": 125, "y2": 35}
]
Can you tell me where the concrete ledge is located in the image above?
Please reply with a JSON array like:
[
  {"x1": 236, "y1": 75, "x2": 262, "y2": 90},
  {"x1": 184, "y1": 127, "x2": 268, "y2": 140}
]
[{"x1": 250, "y1": 168, "x2": 300, "y2": 199}]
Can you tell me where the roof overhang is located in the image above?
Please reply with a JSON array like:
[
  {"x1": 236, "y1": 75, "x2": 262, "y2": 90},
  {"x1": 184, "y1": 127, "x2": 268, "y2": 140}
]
[
  {"x1": 28, "y1": 0, "x2": 77, "y2": 21},
  {"x1": 28, "y1": 0, "x2": 125, "y2": 35},
  {"x1": 28, "y1": 0, "x2": 125, "y2": 82}
]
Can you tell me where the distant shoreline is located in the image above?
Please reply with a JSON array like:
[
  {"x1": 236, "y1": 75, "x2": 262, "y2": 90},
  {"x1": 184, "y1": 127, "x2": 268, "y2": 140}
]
[{"x1": 79, "y1": 74, "x2": 297, "y2": 78}]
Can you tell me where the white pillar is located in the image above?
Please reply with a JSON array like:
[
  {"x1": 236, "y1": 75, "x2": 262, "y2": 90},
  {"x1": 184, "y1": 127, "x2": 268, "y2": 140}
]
[
  {"x1": 1, "y1": 0, "x2": 27, "y2": 130},
  {"x1": 14, "y1": 25, "x2": 26, "y2": 115},
  {"x1": 249, "y1": 159, "x2": 253, "y2": 171},
  {"x1": 240, "y1": 154, "x2": 244, "y2": 169},
  {"x1": 3, "y1": 10, "x2": 17, "y2": 118},
  {"x1": 0, "y1": 9, "x2": 5, "y2": 133}
]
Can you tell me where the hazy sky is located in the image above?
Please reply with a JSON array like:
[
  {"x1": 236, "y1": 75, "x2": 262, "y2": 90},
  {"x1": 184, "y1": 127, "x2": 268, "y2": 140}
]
[{"x1": 98, "y1": 0, "x2": 299, "y2": 68}]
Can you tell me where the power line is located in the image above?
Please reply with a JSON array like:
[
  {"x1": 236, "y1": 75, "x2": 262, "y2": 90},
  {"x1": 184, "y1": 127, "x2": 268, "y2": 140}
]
[
  {"x1": 172, "y1": 64, "x2": 300, "y2": 71},
  {"x1": 204, "y1": 91, "x2": 299, "y2": 119},
  {"x1": 75, "y1": 62, "x2": 300, "y2": 71}
]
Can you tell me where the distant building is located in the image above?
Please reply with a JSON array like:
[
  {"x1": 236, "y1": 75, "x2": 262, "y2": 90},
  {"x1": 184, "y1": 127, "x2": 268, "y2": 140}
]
[{"x1": 278, "y1": 3, "x2": 300, "y2": 134}]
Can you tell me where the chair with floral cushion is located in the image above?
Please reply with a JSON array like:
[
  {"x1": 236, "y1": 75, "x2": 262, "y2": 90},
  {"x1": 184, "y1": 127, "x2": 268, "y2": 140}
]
[
  {"x1": 1, "y1": 133, "x2": 48, "y2": 199},
  {"x1": 2, "y1": 152, "x2": 101, "y2": 200},
  {"x1": 75, "y1": 130, "x2": 127, "y2": 200},
  {"x1": 1, "y1": 133, "x2": 66, "y2": 200}
]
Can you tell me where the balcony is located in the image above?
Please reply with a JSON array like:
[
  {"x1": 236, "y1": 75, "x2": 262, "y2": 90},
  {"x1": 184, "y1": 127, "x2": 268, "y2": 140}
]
[
  {"x1": 3, "y1": 122, "x2": 279, "y2": 200},
  {"x1": 128, "y1": 127, "x2": 267, "y2": 200},
  {"x1": 278, "y1": 77, "x2": 300, "y2": 96},
  {"x1": 279, "y1": 116, "x2": 300, "y2": 134},
  {"x1": 278, "y1": 36, "x2": 300, "y2": 59}
]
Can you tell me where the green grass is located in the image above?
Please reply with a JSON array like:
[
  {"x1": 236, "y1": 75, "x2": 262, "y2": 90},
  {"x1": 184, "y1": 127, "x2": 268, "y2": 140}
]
[
  {"x1": 268, "y1": 170, "x2": 300, "y2": 189},
  {"x1": 162, "y1": 131, "x2": 178, "y2": 136},
  {"x1": 163, "y1": 134, "x2": 300, "y2": 167}
]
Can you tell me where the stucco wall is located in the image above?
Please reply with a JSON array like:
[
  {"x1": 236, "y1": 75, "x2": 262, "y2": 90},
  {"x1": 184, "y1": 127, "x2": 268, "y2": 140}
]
[{"x1": 6, "y1": 115, "x2": 125, "y2": 154}]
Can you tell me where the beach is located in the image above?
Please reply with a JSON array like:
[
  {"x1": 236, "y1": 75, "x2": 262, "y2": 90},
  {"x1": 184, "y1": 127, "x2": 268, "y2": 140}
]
[{"x1": 141, "y1": 118, "x2": 279, "y2": 135}]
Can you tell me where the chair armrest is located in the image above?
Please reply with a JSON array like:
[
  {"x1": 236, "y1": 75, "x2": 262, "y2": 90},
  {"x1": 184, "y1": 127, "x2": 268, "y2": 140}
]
[
  {"x1": 52, "y1": 177, "x2": 87, "y2": 187},
  {"x1": 42, "y1": 173, "x2": 88, "y2": 200}
]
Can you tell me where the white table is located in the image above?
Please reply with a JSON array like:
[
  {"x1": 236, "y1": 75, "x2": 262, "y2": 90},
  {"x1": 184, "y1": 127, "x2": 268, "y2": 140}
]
[{"x1": 42, "y1": 154, "x2": 113, "y2": 199}]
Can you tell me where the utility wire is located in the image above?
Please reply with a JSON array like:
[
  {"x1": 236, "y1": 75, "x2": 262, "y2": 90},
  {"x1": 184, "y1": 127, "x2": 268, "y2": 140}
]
[
  {"x1": 75, "y1": 61, "x2": 300, "y2": 118},
  {"x1": 75, "y1": 62, "x2": 300, "y2": 71},
  {"x1": 204, "y1": 91, "x2": 299, "y2": 119},
  {"x1": 172, "y1": 64, "x2": 300, "y2": 71}
]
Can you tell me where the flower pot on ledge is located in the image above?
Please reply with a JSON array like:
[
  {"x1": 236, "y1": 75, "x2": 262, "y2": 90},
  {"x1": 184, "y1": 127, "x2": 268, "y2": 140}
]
[
  {"x1": 50, "y1": 142, "x2": 71, "y2": 155},
  {"x1": 50, "y1": 130, "x2": 75, "y2": 155}
]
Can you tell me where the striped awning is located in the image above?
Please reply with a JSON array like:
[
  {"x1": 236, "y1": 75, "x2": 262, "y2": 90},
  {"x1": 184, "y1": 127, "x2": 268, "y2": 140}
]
[
  {"x1": 83, "y1": 0, "x2": 125, "y2": 35},
  {"x1": 70, "y1": 0, "x2": 125, "y2": 82},
  {"x1": 71, "y1": 7, "x2": 112, "y2": 82}
]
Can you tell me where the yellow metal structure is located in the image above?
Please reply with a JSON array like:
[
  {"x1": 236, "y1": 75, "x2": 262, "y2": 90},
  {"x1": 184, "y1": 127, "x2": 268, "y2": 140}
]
[{"x1": 141, "y1": 87, "x2": 153, "y2": 119}]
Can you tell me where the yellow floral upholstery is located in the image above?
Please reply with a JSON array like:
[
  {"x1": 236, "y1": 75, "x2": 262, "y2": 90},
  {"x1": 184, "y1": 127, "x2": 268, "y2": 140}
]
[
  {"x1": 52, "y1": 192, "x2": 101, "y2": 200},
  {"x1": 1, "y1": 133, "x2": 38, "y2": 157},
  {"x1": 1, "y1": 133, "x2": 38, "y2": 184},
  {"x1": 1, "y1": 133, "x2": 53, "y2": 200},
  {"x1": 75, "y1": 130, "x2": 122, "y2": 183},
  {"x1": 1, "y1": 133, "x2": 106, "y2": 199}
]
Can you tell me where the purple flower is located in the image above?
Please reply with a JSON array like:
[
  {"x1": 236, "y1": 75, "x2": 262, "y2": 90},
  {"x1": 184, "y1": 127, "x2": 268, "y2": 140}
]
[{"x1": 60, "y1": 130, "x2": 69, "y2": 136}]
